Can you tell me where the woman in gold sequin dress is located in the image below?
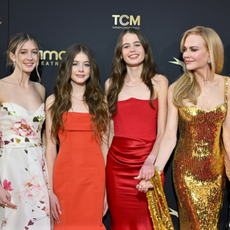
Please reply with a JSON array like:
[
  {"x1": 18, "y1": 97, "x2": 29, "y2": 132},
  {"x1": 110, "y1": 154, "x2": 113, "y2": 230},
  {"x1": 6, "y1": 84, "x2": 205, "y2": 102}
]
[{"x1": 153, "y1": 26, "x2": 230, "y2": 230}]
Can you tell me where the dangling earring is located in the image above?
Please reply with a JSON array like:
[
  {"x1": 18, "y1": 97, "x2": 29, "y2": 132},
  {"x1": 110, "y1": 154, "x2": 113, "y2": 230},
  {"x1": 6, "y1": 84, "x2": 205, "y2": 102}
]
[{"x1": 208, "y1": 59, "x2": 211, "y2": 64}]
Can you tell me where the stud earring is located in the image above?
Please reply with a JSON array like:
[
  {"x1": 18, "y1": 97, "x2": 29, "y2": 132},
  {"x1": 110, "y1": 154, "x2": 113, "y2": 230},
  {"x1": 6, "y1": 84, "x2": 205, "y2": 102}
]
[{"x1": 208, "y1": 59, "x2": 211, "y2": 64}]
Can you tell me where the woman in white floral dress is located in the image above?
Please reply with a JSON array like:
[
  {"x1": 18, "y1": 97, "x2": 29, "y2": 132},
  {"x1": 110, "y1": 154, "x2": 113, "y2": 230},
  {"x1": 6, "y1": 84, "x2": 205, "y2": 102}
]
[{"x1": 0, "y1": 33, "x2": 50, "y2": 230}]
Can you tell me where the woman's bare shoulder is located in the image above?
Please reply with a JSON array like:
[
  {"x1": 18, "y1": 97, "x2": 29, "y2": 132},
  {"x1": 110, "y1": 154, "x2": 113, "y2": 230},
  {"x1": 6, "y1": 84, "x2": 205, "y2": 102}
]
[
  {"x1": 151, "y1": 74, "x2": 168, "y2": 94},
  {"x1": 105, "y1": 78, "x2": 111, "y2": 94},
  {"x1": 46, "y1": 94, "x2": 55, "y2": 107},
  {"x1": 33, "y1": 82, "x2": 46, "y2": 102},
  {"x1": 152, "y1": 74, "x2": 168, "y2": 85}
]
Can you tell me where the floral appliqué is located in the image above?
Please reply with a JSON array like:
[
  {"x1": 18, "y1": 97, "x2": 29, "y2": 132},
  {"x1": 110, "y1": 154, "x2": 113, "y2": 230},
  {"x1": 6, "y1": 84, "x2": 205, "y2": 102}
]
[
  {"x1": 3, "y1": 179, "x2": 13, "y2": 191},
  {"x1": 1, "y1": 104, "x2": 18, "y2": 118},
  {"x1": 1, "y1": 218, "x2": 7, "y2": 227},
  {"x1": 18, "y1": 175, "x2": 48, "y2": 206},
  {"x1": 11, "y1": 119, "x2": 36, "y2": 137}
]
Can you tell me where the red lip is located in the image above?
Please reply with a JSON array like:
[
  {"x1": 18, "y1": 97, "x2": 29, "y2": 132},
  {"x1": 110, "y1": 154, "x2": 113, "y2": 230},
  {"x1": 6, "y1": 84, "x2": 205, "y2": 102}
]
[
  {"x1": 76, "y1": 74, "x2": 85, "y2": 78},
  {"x1": 185, "y1": 60, "x2": 193, "y2": 64},
  {"x1": 129, "y1": 54, "x2": 139, "y2": 59}
]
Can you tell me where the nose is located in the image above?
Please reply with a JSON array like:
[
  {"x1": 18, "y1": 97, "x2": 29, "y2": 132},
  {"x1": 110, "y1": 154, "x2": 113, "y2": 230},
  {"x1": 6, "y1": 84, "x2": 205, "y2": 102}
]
[
  {"x1": 78, "y1": 64, "x2": 84, "y2": 72},
  {"x1": 183, "y1": 51, "x2": 188, "y2": 60},
  {"x1": 130, "y1": 44, "x2": 135, "y2": 52},
  {"x1": 183, "y1": 49, "x2": 190, "y2": 59},
  {"x1": 27, "y1": 52, "x2": 33, "y2": 60}
]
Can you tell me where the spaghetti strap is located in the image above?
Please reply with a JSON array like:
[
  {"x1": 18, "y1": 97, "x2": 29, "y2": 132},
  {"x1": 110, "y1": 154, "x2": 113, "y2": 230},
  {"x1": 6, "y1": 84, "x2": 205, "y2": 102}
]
[{"x1": 225, "y1": 76, "x2": 228, "y2": 103}]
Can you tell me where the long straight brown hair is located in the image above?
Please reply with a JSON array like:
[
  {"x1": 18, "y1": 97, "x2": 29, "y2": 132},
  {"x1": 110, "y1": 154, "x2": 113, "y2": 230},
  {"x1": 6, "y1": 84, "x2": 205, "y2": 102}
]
[
  {"x1": 49, "y1": 44, "x2": 108, "y2": 142},
  {"x1": 107, "y1": 28, "x2": 157, "y2": 115}
]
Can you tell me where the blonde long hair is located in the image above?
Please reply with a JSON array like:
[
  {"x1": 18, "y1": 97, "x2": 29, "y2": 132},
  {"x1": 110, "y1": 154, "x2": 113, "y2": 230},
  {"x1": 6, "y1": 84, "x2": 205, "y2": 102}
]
[
  {"x1": 173, "y1": 26, "x2": 224, "y2": 107},
  {"x1": 7, "y1": 32, "x2": 41, "y2": 82}
]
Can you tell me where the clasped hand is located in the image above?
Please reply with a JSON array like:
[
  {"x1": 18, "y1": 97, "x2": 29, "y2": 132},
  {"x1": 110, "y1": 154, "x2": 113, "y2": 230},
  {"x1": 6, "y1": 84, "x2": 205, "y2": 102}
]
[{"x1": 134, "y1": 158, "x2": 155, "y2": 193}]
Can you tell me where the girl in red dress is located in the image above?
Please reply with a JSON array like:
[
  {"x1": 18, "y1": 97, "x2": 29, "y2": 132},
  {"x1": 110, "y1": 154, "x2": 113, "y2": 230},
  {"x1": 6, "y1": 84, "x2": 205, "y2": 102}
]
[{"x1": 105, "y1": 28, "x2": 168, "y2": 230}]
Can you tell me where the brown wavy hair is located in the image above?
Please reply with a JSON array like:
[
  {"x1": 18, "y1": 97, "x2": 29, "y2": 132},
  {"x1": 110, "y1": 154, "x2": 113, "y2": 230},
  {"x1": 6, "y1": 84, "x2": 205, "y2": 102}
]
[
  {"x1": 173, "y1": 26, "x2": 224, "y2": 108},
  {"x1": 49, "y1": 44, "x2": 108, "y2": 142},
  {"x1": 107, "y1": 28, "x2": 157, "y2": 115}
]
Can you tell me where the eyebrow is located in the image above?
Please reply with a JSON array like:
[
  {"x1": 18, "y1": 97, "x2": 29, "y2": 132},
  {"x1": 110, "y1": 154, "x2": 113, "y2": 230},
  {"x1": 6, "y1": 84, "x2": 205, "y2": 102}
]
[
  {"x1": 184, "y1": 46, "x2": 199, "y2": 48},
  {"x1": 73, "y1": 60, "x2": 90, "y2": 63},
  {"x1": 122, "y1": 41, "x2": 141, "y2": 47},
  {"x1": 20, "y1": 48, "x2": 38, "y2": 51}
]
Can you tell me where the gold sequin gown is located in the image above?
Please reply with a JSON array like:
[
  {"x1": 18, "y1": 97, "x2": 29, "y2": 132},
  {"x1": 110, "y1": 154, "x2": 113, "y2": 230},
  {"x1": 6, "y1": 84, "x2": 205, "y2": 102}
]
[{"x1": 172, "y1": 76, "x2": 228, "y2": 230}]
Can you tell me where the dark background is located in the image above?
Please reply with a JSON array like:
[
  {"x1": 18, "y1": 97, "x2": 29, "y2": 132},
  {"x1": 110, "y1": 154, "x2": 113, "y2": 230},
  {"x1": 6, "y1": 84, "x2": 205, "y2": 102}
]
[{"x1": 1, "y1": 0, "x2": 230, "y2": 229}]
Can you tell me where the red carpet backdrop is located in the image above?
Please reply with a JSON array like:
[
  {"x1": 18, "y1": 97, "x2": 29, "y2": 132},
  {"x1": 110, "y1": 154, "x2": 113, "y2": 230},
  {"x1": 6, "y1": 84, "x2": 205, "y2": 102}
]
[{"x1": 1, "y1": 0, "x2": 230, "y2": 229}]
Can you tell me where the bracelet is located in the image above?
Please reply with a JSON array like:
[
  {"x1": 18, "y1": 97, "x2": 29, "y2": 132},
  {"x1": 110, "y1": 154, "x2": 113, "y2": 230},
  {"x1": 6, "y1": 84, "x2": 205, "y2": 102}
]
[{"x1": 154, "y1": 166, "x2": 163, "y2": 174}]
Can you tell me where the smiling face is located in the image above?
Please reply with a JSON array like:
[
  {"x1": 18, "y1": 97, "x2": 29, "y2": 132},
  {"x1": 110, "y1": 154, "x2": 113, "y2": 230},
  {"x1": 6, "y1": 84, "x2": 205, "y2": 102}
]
[
  {"x1": 182, "y1": 34, "x2": 210, "y2": 72},
  {"x1": 70, "y1": 52, "x2": 90, "y2": 86},
  {"x1": 121, "y1": 33, "x2": 145, "y2": 68},
  {"x1": 10, "y1": 40, "x2": 38, "y2": 74}
]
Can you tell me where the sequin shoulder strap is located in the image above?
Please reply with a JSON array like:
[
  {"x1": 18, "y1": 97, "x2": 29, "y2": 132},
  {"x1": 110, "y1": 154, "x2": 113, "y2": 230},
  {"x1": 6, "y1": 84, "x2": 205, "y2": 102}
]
[{"x1": 225, "y1": 76, "x2": 228, "y2": 103}]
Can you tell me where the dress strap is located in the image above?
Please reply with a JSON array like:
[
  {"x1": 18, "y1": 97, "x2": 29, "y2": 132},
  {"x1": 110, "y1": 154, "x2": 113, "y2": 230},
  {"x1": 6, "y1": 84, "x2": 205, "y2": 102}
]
[{"x1": 225, "y1": 76, "x2": 228, "y2": 103}]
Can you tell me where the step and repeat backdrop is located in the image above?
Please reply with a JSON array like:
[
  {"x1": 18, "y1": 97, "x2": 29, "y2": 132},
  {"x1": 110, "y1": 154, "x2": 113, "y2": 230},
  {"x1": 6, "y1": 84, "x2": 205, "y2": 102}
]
[{"x1": 1, "y1": 0, "x2": 230, "y2": 229}]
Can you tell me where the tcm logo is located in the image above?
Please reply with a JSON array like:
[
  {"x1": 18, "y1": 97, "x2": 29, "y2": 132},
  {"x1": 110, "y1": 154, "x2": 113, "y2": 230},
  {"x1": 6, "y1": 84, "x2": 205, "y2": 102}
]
[
  {"x1": 39, "y1": 50, "x2": 65, "y2": 66},
  {"x1": 112, "y1": 15, "x2": 140, "y2": 29}
]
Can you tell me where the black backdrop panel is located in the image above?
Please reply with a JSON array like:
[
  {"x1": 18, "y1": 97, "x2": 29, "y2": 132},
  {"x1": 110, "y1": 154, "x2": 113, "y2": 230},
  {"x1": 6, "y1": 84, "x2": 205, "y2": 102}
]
[
  {"x1": 1, "y1": 0, "x2": 230, "y2": 229},
  {"x1": 0, "y1": 1, "x2": 8, "y2": 77}
]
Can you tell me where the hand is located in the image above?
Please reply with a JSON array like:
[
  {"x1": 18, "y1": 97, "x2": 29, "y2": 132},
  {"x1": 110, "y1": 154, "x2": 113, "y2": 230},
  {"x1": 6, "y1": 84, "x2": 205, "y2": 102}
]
[
  {"x1": 0, "y1": 186, "x2": 17, "y2": 209},
  {"x1": 134, "y1": 157, "x2": 155, "y2": 181},
  {"x1": 50, "y1": 192, "x2": 61, "y2": 224},
  {"x1": 103, "y1": 190, "x2": 108, "y2": 217},
  {"x1": 136, "y1": 180, "x2": 153, "y2": 193}
]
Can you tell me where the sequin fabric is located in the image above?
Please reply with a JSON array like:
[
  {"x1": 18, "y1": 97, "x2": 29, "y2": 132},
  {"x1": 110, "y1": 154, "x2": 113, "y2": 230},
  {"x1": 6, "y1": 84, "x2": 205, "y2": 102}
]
[
  {"x1": 172, "y1": 76, "x2": 228, "y2": 230},
  {"x1": 147, "y1": 168, "x2": 175, "y2": 230}
]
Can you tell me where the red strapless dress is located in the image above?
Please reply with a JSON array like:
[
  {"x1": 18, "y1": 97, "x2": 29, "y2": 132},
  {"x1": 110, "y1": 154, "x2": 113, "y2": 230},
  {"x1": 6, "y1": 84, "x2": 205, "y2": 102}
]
[
  {"x1": 106, "y1": 98, "x2": 164, "y2": 230},
  {"x1": 53, "y1": 112, "x2": 106, "y2": 230}
]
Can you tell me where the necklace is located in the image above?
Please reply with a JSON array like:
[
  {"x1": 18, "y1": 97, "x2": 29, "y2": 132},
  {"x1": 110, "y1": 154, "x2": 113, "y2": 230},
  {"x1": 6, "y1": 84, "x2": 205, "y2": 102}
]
[
  {"x1": 124, "y1": 79, "x2": 143, "y2": 87},
  {"x1": 71, "y1": 95, "x2": 85, "y2": 101}
]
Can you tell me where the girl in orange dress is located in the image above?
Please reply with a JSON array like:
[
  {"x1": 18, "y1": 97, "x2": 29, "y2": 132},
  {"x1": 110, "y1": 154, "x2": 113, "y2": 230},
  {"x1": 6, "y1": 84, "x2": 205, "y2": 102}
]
[{"x1": 45, "y1": 44, "x2": 108, "y2": 230}]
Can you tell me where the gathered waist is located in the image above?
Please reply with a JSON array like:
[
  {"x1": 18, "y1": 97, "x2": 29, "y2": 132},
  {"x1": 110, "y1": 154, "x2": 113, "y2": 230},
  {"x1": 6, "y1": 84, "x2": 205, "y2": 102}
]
[{"x1": 108, "y1": 136, "x2": 155, "y2": 164}]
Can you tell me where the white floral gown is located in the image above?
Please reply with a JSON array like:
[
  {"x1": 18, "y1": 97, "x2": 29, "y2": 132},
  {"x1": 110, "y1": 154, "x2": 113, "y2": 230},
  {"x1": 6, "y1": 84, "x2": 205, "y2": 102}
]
[{"x1": 0, "y1": 103, "x2": 50, "y2": 230}]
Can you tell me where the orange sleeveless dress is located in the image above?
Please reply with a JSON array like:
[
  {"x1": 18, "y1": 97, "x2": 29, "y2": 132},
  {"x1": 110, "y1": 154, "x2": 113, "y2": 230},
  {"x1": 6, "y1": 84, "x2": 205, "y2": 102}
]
[{"x1": 53, "y1": 112, "x2": 106, "y2": 230}]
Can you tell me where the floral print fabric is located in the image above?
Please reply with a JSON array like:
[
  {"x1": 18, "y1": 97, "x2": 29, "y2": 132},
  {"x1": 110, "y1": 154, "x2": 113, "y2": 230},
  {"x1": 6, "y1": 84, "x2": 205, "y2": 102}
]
[{"x1": 0, "y1": 103, "x2": 50, "y2": 230}]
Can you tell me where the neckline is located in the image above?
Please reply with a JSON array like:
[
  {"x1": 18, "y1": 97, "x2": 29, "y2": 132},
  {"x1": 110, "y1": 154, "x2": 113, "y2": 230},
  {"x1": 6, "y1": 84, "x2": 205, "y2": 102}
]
[
  {"x1": 118, "y1": 97, "x2": 158, "y2": 102},
  {"x1": 1, "y1": 102, "x2": 44, "y2": 115},
  {"x1": 64, "y1": 111, "x2": 89, "y2": 114},
  {"x1": 182, "y1": 102, "x2": 227, "y2": 113},
  {"x1": 180, "y1": 76, "x2": 228, "y2": 113}
]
